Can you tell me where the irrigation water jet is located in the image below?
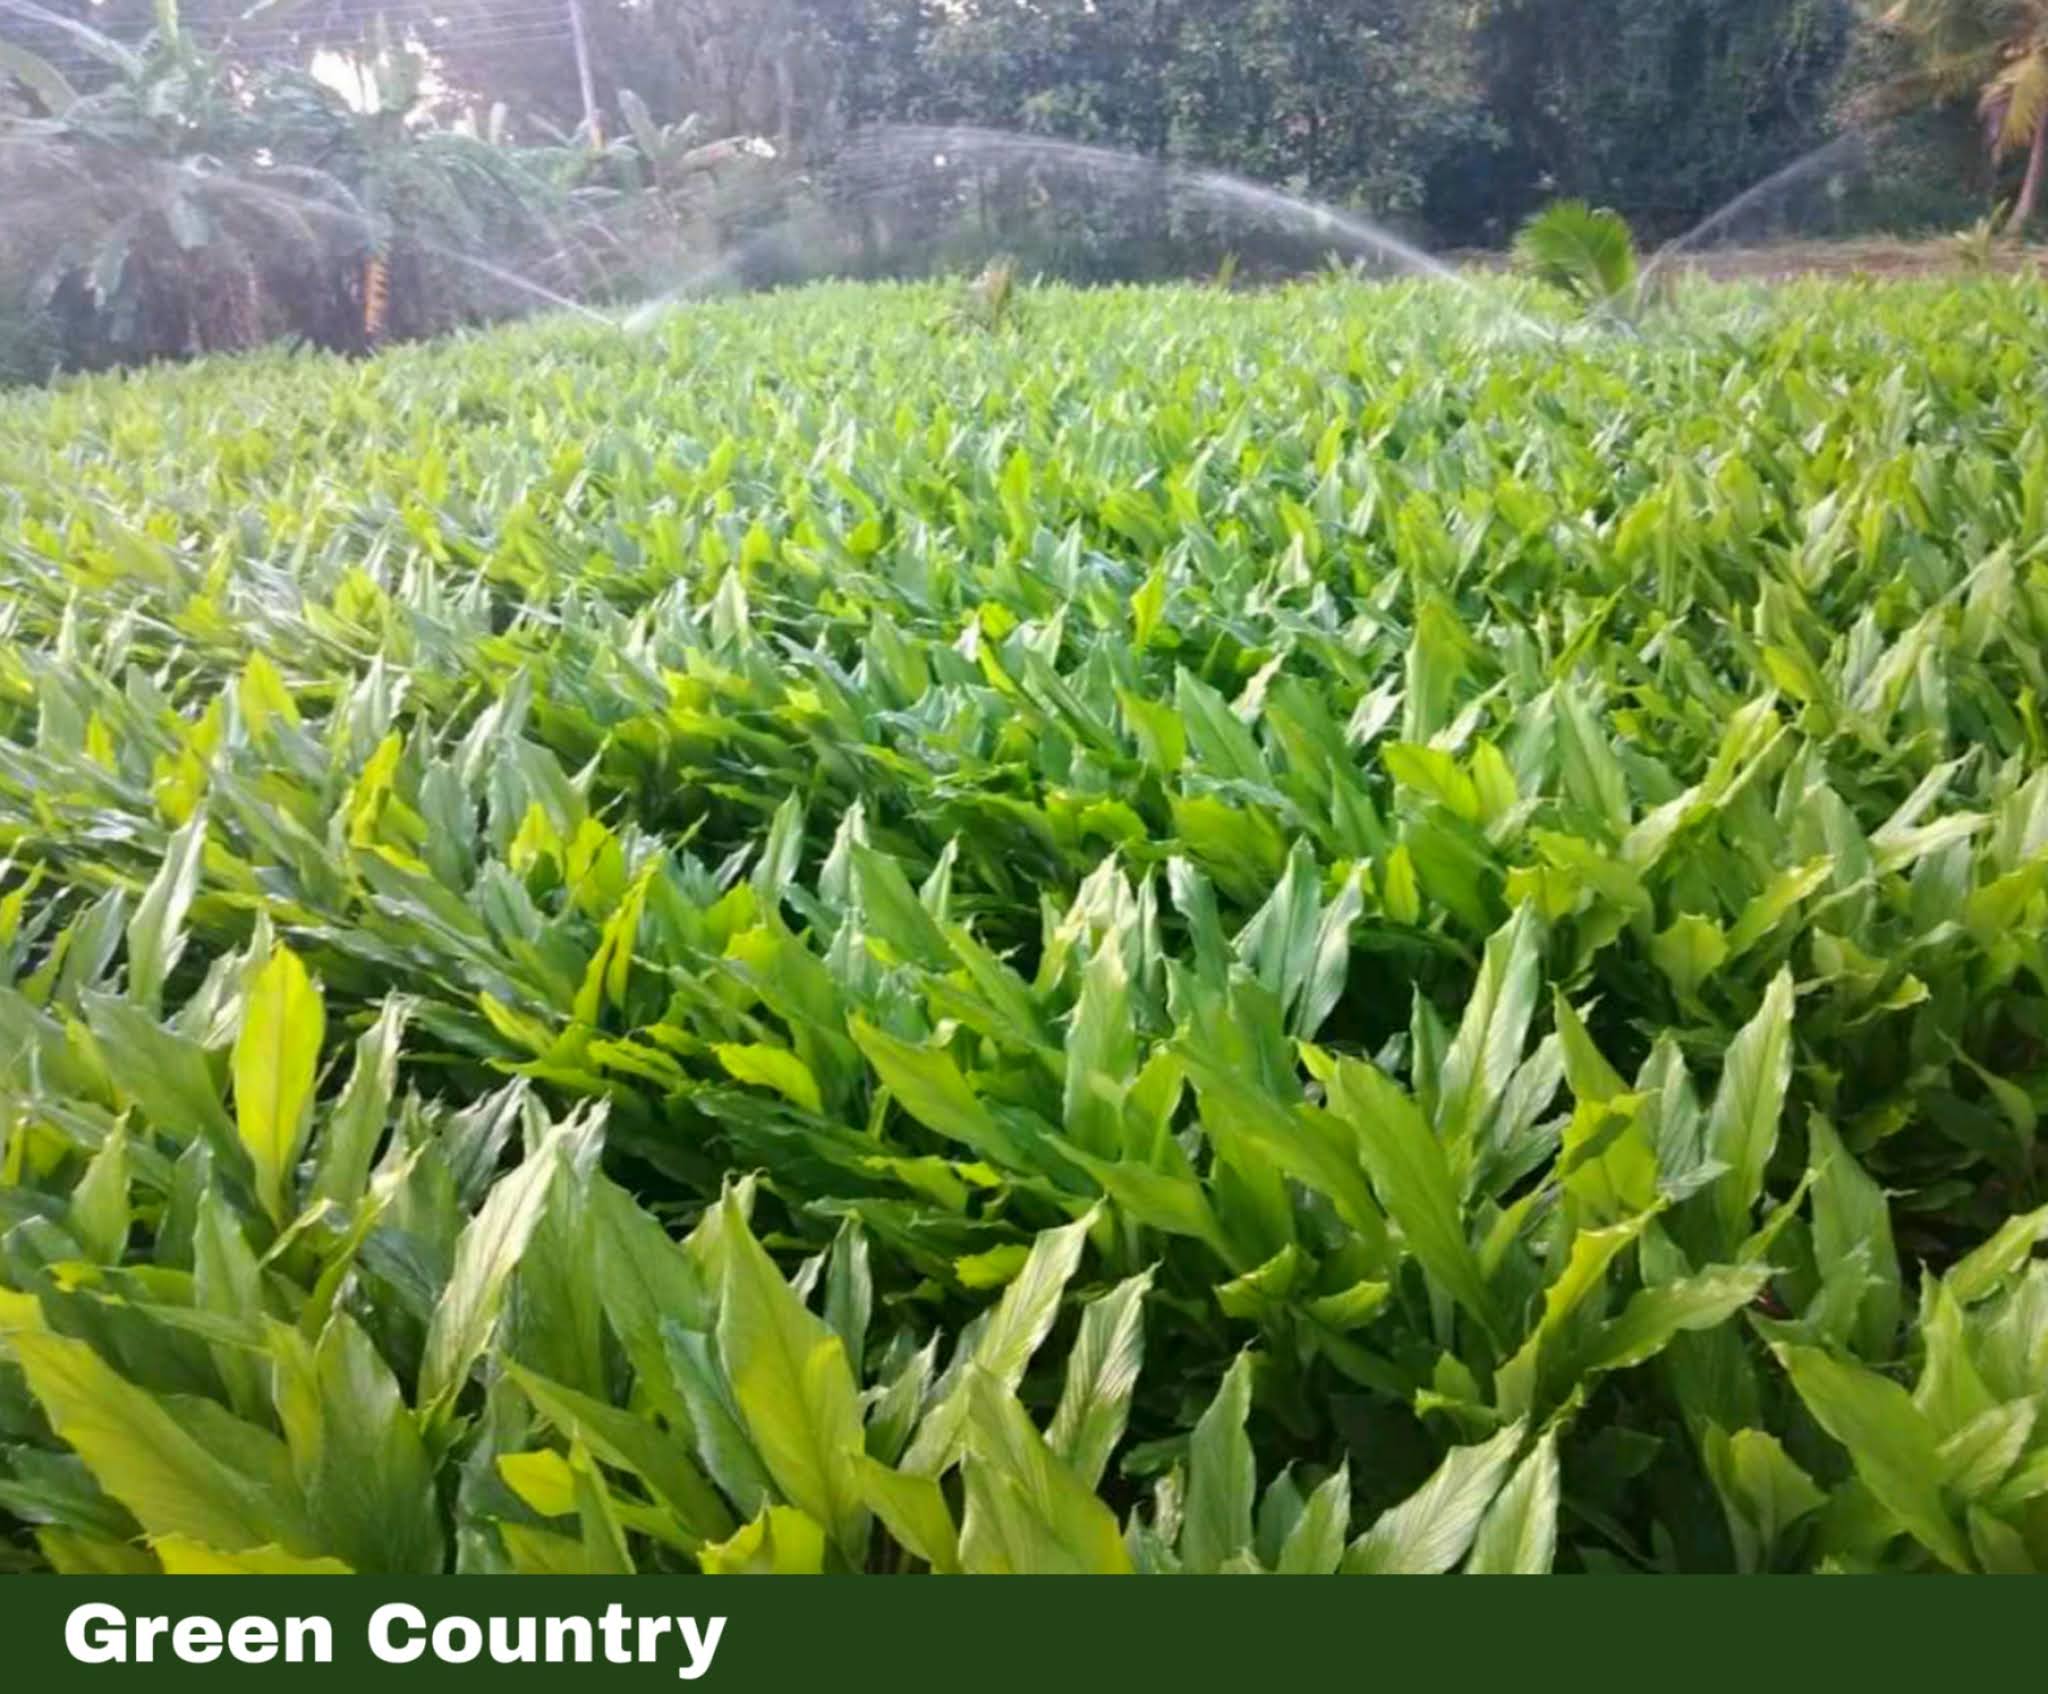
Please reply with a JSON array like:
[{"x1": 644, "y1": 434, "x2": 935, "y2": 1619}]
[
  {"x1": 211, "y1": 173, "x2": 616, "y2": 327},
  {"x1": 623, "y1": 124, "x2": 1547, "y2": 338},
  {"x1": 1640, "y1": 127, "x2": 1879, "y2": 289},
  {"x1": 0, "y1": 139, "x2": 617, "y2": 335}
]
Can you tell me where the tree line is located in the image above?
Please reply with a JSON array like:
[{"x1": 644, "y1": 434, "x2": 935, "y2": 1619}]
[
  {"x1": 8, "y1": 0, "x2": 2026, "y2": 244},
  {"x1": 3, "y1": 0, "x2": 2043, "y2": 379}
]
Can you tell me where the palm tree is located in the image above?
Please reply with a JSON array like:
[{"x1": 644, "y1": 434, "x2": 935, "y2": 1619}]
[
  {"x1": 1880, "y1": 0, "x2": 2048, "y2": 227},
  {"x1": 1512, "y1": 199, "x2": 1641, "y2": 315}
]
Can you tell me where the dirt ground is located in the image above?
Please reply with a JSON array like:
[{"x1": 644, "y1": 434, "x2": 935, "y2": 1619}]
[
  {"x1": 1453, "y1": 237, "x2": 2048, "y2": 281},
  {"x1": 1669, "y1": 238, "x2": 2048, "y2": 279}
]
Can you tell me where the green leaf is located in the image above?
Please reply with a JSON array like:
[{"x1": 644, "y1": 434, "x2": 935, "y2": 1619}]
[
  {"x1": 1966, "y1": 1505, "x2": 2035, "y2": 1574},
  {"x1": 1182, "y1": 1351, "x2": 1256, "y2": 1573},
  {"x1": 1580, "y1": 1262, "x2": 1771, "y2": 1376},
  {"x1": 506, "y1": 1362, "x2": 733, "y2": 1545},
  {"x1": 661, "y1": 1320, "x2": 774, "y2": 1519},
  {"x1": 69, "y1": 1123, "x2": 129, "y2": 1264},
  {"x1": 1726, "y1": 858, "x2": 1834, "y2": 959},
  {"x1": 851, "y1": 844, "x2": 954, "y2": 970},
  {"x1": 1176, "y1": 667, "x2": 1269, "y2": 787},
  {"x1": 0, "y1": 1296, "x2": 314, "y2": 1556},
  {"x1": 152, "y1": 1539, "x2": 350, "y2": 1573},
  {"x1": 0, "y1": 38, "x2": 78, "y2": 112},
  {"x1": 231, "y1": 941, "x2": 326, "y2": 1225},
  {"x1": 310, "y1": 995, "x2": 409, "y2": 1209},
  {"x1": 1808, "y1": 1113, "x2": 1900, "y2": 1357},
  {"x1": 193, "y1": 1188, "x2": 267, "y2": 1423},
  {"x1": 1276, "y1": 1462, "x2": 1351, "y2": 1574},
  {"x1": 1303, "y1": 1279, "x2": 1392, "y2": 1330},
  {"x1": 824, "y1": 1218, "x2": 873, "y2": 1379},
  {"x1": 1650, "y1": 912, "x2": 1728, "y2": 1002},
  {"x1": 714, "y1": 1188, "x2": 869, "y2": 1562},
  {"x1": 852, "y1": 1454, "x2": 960, "y2": 1573},
  {"x1": 269, "y1": 1312, "x2": 442, "y2": 1574},
  {"x1": 903, "y1": 1210, "x2": 1095, "y2": 1476},
  {"x1": 1047, "y1": 1268, "x2": 1153, "y2": 1490},
  {"x1": 1131, "y1": 563, "x2": 1168, "y2": 650},
  {"x1": 1383, "y1": 742, "x2": 1482, "y2": 821},
  {"x1": 83, "y1": 993, "x2": 234, "y2": 1155},
  {"x1": 1342, "y1": 1422, "x2": 1524, "y2": 1574},
  {"x1": 1297, "y1": 868, "x2": 1365, "y2": 1040},
  {"x1": 1554, "y1": 991, "x2": 1625, "y2": 1103},
  {"x1": 569, "y1": 1439, "x2": 635, "y2": 1572},
  {"x1": 1329, "y1": 1057, "x2": 1498, "y2": 1341},
  {"x1": 1119, "y1": 686, "x2": 1187, "y2": 775},
  {"x1": 1495, "y1": 1213, "x2": 1655, "y2": 1417},
  {"x1": 126, "y1": 809, "x2": 207, "y2": 1016},
  {"x1": 418, "y1": 1125, "x2": 566, "y2": 1416},
  {"x1": 1513, "y1": 200, "x2": 1638, "y2": 303},
  {"x1": 1466, "y1": 1429, "x2": 1559, "y2": 1573},
  {"x1": 1938, "y1": 1400, "x2": 2035, "y2": 1501},
  {"x1": 1216, "y1": 1244, "x2": 1304, "y2": 1320},
  {"x1": 1702, "y1": 1425, "x2": 1826, "y2": 1574},
  {"x1": 750, "y1": 791, "x2": 806, "y2": 910},
  {"x1": 1063, "y1": 942, "x2": 1138, "y2": 1158},
  {"x1": 957, "y1": 1369, "x2": 1132, "y2": 1575},
  {"x1": 849, "y1": 1014, "x2": 1012, "y2": 1165},
  {"x1": 715, "y1": 1042, "x2": 825, "y2": 1114},
  {"x1": 1437, "y1": 902, "x2": 1544, "y2": 1148},
  {"x1": 1771, "y1": 1342, "x2": 1971, "y2": 1572},
  {"x1": 1706, "y1": 969, "x2": 1796, "y2": 1239},
  {"x1": 1052, "y1": 1138, "x2": 1237, "y2": 1263},
  {"x1": 1947, "y1": 1203, "x2": 2048, "y2": 1305},
  {"x1": 1170, "y1": 795, "x2": 1287, "y2": 901},
  {"x1": 1913, "y1": 1279, "x2": 1995, "y2": 1437},
  {"x1": 588, "y1": 1175, "x2": 713, "y2": 1430},
  {"x1": 1183, "y1": 1048, "x2": 1394, "y2": 1266},
  {"x1": 698, "y1": 1505, "x2": 827, "y2": 1575}
]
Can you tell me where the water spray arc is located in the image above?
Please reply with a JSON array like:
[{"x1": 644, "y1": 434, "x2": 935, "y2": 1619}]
[
  {"x1": 624, "y1": 123, "x2": 1555, "y2": 341},
  {"x1": 0, "y1": 0, "x2": 1983, "y2": 372}
]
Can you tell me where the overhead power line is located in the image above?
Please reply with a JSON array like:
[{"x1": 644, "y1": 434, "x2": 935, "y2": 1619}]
[
  {"x1": 14, "y1": 17, "x2": 582, "y2": 72},
  {"x1": 1, "y1": 0, "x2": 594, "y2": 58}
]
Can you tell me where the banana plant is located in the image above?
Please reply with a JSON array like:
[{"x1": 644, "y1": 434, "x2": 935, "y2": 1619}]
[
  {"x1": 614, "y1": 88, "x2": 776, "y2": 196},
  {"x1": 0, "y1": 0, "x2": 351, "y2": 360}
]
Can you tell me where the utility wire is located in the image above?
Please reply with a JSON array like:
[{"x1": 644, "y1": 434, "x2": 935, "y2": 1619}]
[
  {"x1": 2, "y1": 0, "x2": 591, "y2": 58},
  {"x1": 17, "y1": 21, "x2": 580, "y2": 71},
  {"x1": 221, "y1": 7, "x2": 586, "y2": 34}
]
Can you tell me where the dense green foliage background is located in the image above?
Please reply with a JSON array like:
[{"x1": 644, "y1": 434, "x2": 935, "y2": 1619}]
[
  {"x1": 5, "y1": 276, "x2": 2048, "y2": 1573},
  {"x1": 4, "y1": 0, "x2": 2029, "y2": 382},
  {"x1": 2, "y1": 0, "x2": 1988, "y2": 247}
]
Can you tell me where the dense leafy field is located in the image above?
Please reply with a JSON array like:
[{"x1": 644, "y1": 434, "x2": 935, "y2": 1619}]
[{"x1": 4, "y1": 276, "x2": 2048, "y2": 1575}]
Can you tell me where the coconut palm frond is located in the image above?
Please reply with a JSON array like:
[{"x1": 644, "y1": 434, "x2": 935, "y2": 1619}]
[
  {"x1": 0, "y1": 4, "x2": 142, "y2": 79},
  {"x1": 1512, "y1": 200, "x2": 1639, "y2": 308},
  {"x1": 0, "y1": 36, "x2": 75, "y2": 113},
  {"x1": 1984, "y1": 47, "x2": 2048, "y2": 156}
]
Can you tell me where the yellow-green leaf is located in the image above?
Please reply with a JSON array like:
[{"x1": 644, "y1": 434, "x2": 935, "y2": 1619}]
[{"x1": 232, "y1": 942, "x2": 325, "y2": 1224}]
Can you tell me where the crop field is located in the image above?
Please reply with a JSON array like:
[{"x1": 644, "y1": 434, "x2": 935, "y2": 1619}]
[{"x1": 2, "y1": 275, "x2": 2048, "y2": 1576}]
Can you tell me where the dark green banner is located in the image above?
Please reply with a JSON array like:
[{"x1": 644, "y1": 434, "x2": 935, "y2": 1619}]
[{"x1": 0, "y1": 1578, "x2": 2018, "y2": 1690}]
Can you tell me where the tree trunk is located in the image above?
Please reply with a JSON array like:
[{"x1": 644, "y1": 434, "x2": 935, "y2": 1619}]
[
  {"x1": 363, "y1": 253, "x2": 390, "y2": 346},
  {"x1": 774, "y1": 50, "x2": 795, "y2": 160},
  {"x1": 2016, "y1": 115, "x2": 2047, "y2": 229}
]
